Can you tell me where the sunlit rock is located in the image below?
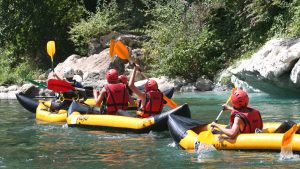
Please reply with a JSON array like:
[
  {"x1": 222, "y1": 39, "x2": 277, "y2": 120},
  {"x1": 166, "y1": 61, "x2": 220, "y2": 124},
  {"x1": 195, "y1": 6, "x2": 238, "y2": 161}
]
[
  {"x1": 231, "y1": 38, "x2": 300, "y2": 95},
  {"x1": 180, "y1": 83, "x2": 197, "y2": 92},
  {"x1": 194, "y1": 76, "x2": 214, "y2": 91},
  {"x1": 290, "y1": 60, "x2": 300, "y2": 85}
]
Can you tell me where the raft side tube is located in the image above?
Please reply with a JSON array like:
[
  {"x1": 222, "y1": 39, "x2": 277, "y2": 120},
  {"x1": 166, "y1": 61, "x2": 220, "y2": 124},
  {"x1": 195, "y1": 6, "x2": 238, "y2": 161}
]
[
  {"x1": 168, "y1": 114, "x2": 208, "y2": 146},
  {"x1": 67, "y1": 101, "x2": 100, "y2": 116},
  {"x1": 147, "y1": 103, "x2": 191, "y2": 131},
  {"x1": 16, "y1": 94, "x2": 39, "y2": 113},
  {"x1": 163, "y1": 87, "x2": 174, "y2": 99}
]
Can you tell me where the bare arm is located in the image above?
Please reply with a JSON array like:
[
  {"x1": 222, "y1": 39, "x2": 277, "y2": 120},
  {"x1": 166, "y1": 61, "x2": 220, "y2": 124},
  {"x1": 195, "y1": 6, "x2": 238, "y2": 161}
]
[
  {"x1": 211, "y1": 116, "x2": 243, "y2": 138},
  {"x1": 93, "y1": 88, "x2": 106, "y2": 107},
  {"x1": 129, "y1": 65, "x2": 146, "y2": 101}
]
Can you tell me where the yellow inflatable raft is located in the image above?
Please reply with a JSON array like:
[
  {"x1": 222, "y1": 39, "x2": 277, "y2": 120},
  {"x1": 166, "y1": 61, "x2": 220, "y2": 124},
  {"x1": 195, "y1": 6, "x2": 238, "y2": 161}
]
[
  {"x1": 17, "y1": 87, "x2": 175, "y2": 123},
  {"x1": 36, "y1": 99, "x2": 96, "y2": 122},
  {"x1": 168, "y1": 114, "x2": 300, "y2": 152},
  {"x1": 67, "y1": 102, "x2": 191, "y2": 133}
]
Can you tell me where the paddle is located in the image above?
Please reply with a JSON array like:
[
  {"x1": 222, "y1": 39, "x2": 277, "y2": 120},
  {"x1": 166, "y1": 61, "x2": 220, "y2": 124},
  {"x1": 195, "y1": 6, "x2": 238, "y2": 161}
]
[
  {"x1": 47, "y1": 41, "x2": 56, "y2": 72},
  {"x1": 282, "y1": 124, "x2": 300, "y2": 147},
  {"x1": 33, "y1": 96, "x2": 57, "y2": 99},
  {"x1": 114, "y1": 41, "x2": 130, "y2": 61},
  {"x1": 109, "y1": 39, "x2": 116, "y2": 58},
  {"x1": 198, "y1": 87, "x2": 236, "y2": 144},
  {"x1": 25, "y1": 78, "x2": 47, "y2": 88},
  {"x1": 114, "y1": 41, "x2": 177, "y2": 109},
  {"x1": 47, "y1": 79, "x2": 85, "y2": 92},
  {"x1": 214, "y1": 87, "x2": 237, "y2": 123}
]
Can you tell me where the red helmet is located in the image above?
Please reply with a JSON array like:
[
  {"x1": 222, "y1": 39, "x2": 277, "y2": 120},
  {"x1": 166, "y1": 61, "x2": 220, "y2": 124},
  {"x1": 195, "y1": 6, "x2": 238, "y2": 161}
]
[
  {"x1": 231, "y1": 89, "x2": 249, "y2": 109},
  {"x1": 118, "y1": 75, "x2": 128, "y2": 84},
  {"x1": 145, "y1": 79, "x2": 158, "y2": 92},
  {"x1": 106, "y1": 69, "x2": 119, "y2": 83}
]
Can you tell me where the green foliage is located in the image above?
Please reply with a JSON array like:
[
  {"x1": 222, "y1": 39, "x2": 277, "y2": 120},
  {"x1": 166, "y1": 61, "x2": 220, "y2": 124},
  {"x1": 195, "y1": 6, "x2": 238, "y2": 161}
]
[
  {"x1": 0, "y1": 47, "x2": 41, "y2": 85},
  {"x1": 143, "y1": 0, "x2": 300, "y2": 81},
  {"x1": 0, "y1": 0, "x2": 86, "y2": 67},
  {"x1": 143, "y1": 1, "x2": 227, "y2": 80},
  {"x1": 1, "y1": 0, "x2": 300, "y2": 84},
  {"x1": 69, "y1": 0, "x2": 125, "y2": 55},
  {"x1": 286, "y1": 0, "x2": 300, "y2": 37},
  {"x1": 69, "y1": 0, "x2": 153, "y2": 55}
]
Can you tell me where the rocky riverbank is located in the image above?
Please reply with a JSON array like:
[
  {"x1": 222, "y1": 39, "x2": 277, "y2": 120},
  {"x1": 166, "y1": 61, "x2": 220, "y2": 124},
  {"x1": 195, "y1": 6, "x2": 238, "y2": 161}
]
[{"x1": 1, "y1": 33, "x2": 216, "y2": 100}]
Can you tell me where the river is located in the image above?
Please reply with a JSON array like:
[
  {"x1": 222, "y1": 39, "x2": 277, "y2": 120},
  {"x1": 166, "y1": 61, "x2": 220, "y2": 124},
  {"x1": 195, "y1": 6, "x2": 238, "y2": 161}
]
[{"x1": 1, "y1": 91, "x2": 300, "y2": 168}]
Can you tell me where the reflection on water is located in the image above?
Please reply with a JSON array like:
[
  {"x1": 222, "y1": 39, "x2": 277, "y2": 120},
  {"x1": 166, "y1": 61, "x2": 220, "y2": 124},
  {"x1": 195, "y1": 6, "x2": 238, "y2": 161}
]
[{"x1": 1, "y1": 92, "x2": 300, "y2": 168}]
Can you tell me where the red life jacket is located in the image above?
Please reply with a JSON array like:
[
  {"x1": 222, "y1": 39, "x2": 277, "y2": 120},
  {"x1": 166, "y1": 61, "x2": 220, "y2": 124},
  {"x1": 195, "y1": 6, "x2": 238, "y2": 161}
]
[
  {"x1": 230, "y1": 107, "x2": 263, "y2": 133},
  {"x1": 141, "y1": 90, "x2": 164, "y2": 118},
  {"x1": 104, "y1": 83, "x2": 129, "y2": 115}
]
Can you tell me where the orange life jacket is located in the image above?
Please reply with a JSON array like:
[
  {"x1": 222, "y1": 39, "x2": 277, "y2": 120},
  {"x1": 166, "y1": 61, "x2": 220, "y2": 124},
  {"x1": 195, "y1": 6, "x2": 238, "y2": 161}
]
[
  {"x1": 104, "y1": 83, "x2": 129, "y2": 115},
  {"x1": 141, "y1": 90, "x2": 164, "y2": 118},
  {"x1": 230, "y1": 107, "x2": 263, "y2": 133}
]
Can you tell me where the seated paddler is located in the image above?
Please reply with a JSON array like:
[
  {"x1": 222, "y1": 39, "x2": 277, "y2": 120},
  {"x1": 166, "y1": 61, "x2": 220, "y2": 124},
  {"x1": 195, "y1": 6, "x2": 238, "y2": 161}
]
[
  {"x1": 128, "y1": 64, "x2": 165, "y2": 118},
  {"x1": 93, "y1": 69, "x2": 131, "y2": 115},
  {"x1": 50, "y1": 67, "x2": 84, "y2": 111},
  {"x1": 211, "y1": 89, "x2": 263, "y2": 139},
  {"x1": 118, "y1": 74, "x2": 136, "y2": 108}
]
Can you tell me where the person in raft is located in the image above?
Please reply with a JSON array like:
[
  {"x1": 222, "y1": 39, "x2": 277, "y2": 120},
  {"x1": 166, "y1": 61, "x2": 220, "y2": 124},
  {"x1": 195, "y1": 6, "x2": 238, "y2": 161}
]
[
  {"x1": 50, "y1": 67, "x2": 84, "y2": 110},
  {"x1": 118, "y1": 75, "x2": 136, "y2": 107},
  {"x1": 93, "y1": 69, "x2": 131, "y2": 115},
  {"x1": 128, "y1": 64, "x2": 165, "y2": 118},
  {"x1": 211, "y1": 89, "x2": 263, "y2": 139},
  {"x1": 53, "y1": 67, "x2": 83, "y2": 88}
]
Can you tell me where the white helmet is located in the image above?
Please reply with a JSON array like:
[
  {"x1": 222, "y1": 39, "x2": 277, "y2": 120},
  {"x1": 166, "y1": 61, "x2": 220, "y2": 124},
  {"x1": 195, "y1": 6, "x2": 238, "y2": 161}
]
[{"x1": 63, "y1": 67, "x2": 75, "y2": 79}]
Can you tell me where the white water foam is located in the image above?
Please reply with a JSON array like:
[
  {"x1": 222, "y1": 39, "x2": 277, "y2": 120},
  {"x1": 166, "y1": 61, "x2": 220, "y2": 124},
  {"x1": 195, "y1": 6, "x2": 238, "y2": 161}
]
[
  {"x1": 61, "y1": 123, "x2": 68, "y2": 129},
  {"x1": 279, "y1": 144, "x2": 300, "y2": 161},
  {"x1": 196, "y1": 142, "x2": 217, "y2": 163},
  {"x1": 168, "y1": 142, "x2": 176, "y2": 148}
]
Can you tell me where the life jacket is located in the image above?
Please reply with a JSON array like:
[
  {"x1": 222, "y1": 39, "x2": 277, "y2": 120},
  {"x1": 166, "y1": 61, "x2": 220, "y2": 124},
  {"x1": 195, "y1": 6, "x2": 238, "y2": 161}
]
[
  {"x1": 104, "y1": 83, "x2": 129, "y2": 115},
  {"x1": 230, "y1": 107, "x2": 263, "y2": 133},
  {"x1": 141, "y1": 90, "x2": 164, "y2": 118}
]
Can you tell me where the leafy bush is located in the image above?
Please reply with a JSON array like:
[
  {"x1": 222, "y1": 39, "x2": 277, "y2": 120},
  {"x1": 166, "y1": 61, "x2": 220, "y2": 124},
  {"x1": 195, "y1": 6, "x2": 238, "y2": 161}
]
[
  {"x1": 0, "y1": 47, "x2": 41, "y2": 85},
  {"x1": 69, "y1": 0, "x2": 125, "y2": 55},
  {"x1": 143, "y1": 0, "x2": 300, "y2": 81},
  {"x1": 69, "y1": 0, "x2": 153, "y2": 55},
  {"x1": 1, "y1": 0, "x2": 300, "y2": 85},
  {"x1": 0, "y1": 0, "x2": 85, "y2": 67},
  {"x1": 286, "y1": 1, "x2": 300, "y2": 37},
  {"x1": 143, "y1": 1, "x2": 227, "y2": 80}
]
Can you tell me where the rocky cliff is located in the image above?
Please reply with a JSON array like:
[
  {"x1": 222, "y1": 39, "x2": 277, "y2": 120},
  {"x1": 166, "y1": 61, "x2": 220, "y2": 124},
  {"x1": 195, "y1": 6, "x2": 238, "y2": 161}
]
[{"x1": 229, "y1": 38, "x2": 300, "y2": 96}]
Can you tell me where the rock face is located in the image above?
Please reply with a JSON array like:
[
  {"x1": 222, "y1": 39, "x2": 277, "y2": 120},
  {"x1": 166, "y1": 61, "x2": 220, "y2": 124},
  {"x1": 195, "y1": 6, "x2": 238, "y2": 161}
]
[
  {"x1": 50, "y1": 33, "x2": 144, "y2": 88},
  {"x1": 231, "y1": 38, "x2": 300, "y2": 95},
  {"x1": 194, "y1": 76, "x2": 214, "y2": 91}
]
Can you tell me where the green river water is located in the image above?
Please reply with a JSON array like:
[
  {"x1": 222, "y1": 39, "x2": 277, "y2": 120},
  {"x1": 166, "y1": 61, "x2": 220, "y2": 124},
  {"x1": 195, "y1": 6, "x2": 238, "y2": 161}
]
[{"x1": 1, "y1": 91, "x2": 300, "y2": 168}]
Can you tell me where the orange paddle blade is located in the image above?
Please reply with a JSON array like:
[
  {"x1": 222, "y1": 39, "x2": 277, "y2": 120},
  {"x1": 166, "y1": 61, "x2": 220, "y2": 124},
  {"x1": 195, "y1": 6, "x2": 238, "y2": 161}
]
[
  {"x1": 163, "y1": 95, "x2": 177, "y2": 109},
  {"x1": 47, "y1": 41, "x2": 55, "y2": 58},
  {"x1": 114, "y1": 41, "x2": 130, "y2": 60},
  {"x1": 109, "y1": 39, "x2": 116, "y2": 57},
  {"x1": 282, "y1": 124, "x2": 299, "y2": 147}
]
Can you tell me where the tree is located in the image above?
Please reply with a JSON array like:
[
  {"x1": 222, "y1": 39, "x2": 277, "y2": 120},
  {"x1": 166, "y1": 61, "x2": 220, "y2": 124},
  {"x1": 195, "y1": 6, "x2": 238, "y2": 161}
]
[{"x1": 0, "y1": 0, "x2": 86, "y2": 68}]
